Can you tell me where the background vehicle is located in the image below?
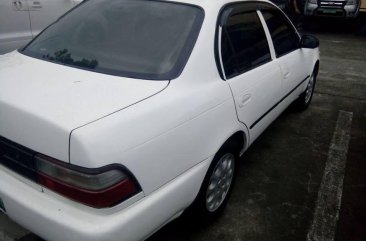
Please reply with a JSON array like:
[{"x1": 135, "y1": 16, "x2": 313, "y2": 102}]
[
  {"x1": 0, "y1": 0, "x2": 319, "y2": 241},
  {"x1": 0, "y1": 0, "x2": 82, "y2": 54},
  {"x1": 304, "y1": 0, "x2": 361, "y2": 17}
]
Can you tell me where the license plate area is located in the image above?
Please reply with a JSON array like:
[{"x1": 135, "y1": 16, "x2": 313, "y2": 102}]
[{"x1": 322, "y1": 9, "x2": 337, "y2": 13}]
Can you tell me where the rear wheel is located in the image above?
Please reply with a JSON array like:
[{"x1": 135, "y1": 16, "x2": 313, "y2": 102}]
[
  {"x1": 190, "y1": 146, "x2": 237, "y2": 220},
  {"x1": 205, "y1": 152, "x2": 235, "y2": 212}
]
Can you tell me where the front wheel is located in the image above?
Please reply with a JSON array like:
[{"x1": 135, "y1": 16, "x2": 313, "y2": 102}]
[{"x1": 296, "y1": 70, "x2": 317, "y2": 110}]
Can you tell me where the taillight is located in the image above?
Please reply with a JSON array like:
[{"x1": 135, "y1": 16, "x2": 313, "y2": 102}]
[{"x1": 34, "y1": 154, "x2": 140, "y2": 208}]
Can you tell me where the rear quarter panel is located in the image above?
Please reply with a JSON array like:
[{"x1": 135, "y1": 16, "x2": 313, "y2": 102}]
[{"x1": 70, "y1": 79, "x2": 246, "y2": 195}]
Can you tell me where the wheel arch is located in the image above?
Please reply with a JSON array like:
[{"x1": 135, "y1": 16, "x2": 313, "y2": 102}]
[
  {"x1": 185, "y1": 129, "x2": 247, "y2": 216},
  {"x1": 218, "y1": 131, "x2": 247, "y2": 157}
]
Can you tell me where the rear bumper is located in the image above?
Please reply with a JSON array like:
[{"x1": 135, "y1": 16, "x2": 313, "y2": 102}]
[{"x1": 0, "y1": 158, "x2": 211, "y2": 241}]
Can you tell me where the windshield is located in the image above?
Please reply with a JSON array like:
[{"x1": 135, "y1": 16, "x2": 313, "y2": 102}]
[{"x1": 22, "y1": 0, "x2": 204, "y2": 80}]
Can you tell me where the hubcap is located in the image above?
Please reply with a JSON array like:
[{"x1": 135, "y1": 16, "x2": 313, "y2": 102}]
[
  {"x1": 206, "y1": 153, "x2": 235, "y2": 212},
  {"x1": 305, "y1": 74, "x2": 314, "y2": 104}
]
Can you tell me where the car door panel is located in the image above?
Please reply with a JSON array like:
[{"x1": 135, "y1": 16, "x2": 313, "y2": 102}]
[
  {"x1": 277, "y1": 50, "x2": 310, "y2": 97},
  {"x1": 0, "y1": 0, "x2": 32, "y2": 54},
  {"x1": 228, "y1": 62, "x2": 282, "y2": 142}
]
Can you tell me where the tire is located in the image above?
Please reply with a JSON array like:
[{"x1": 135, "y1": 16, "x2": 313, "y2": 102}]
[
  {"x1": 189, "y1": 146, "x2": 237, "y2": 221},
  {"x1": 296, "y1": 68, "x2": 317, "y2": 110}
]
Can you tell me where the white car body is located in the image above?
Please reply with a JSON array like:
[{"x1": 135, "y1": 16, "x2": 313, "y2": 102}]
[
  {"x1": 0, "y1": 0, "x2": 82, "y2": 54},
  {"x1": 0, "y1": 0, "x2": 319, "y2": 240}
]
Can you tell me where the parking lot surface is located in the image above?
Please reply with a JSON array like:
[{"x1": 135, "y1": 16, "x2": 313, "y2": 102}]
[{"x1": 1, "y1": 18, "x2": 365, "y2": 241}]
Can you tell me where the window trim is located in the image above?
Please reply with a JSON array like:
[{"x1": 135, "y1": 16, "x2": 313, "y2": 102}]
[
  {"x1": 215, "y1": 2, "x2": 274, "y2": 80},
  {"x1": 217, "y1": 26, "x2": 227, "y2": 80},
  {"x1": 257, "y1": 2, "x2": 302, "y2": 58},
  {"x1": 257, "y1": 10, "x2": 276, "y2": 60}
]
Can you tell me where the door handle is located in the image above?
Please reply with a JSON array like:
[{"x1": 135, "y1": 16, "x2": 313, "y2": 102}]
[
  {"x1": 284, "y1": 72, "x2": 290, "y2": 79},
  {"x1": 279, "y1": 63, "x2": 290, "y2": 79},
  {"x1": 238, "y1": 94, "x2": 251, "y2": 108}
]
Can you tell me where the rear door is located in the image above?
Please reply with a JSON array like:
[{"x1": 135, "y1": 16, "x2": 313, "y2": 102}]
[
  {"x1": 28, "y1": 0, "x2": 76, "y2": 37},
  {"x1": 217, "y1": 3, "x2": 283, "y2": 143},
  {"x1": 0, "y1": 0, "x2": 32, "y2": 54}
]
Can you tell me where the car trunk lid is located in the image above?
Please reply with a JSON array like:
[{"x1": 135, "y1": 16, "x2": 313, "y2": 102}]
[{"x1": 0, "y1": 52, "x2": 169, "y2": 162}]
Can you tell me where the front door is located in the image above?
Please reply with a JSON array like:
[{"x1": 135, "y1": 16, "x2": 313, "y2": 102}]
[{"x1": 260, "y1": 5, "x2": 311, "y2": 99}]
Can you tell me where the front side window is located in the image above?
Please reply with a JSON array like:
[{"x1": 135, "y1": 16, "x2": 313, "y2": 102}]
[
  {"x1": 22, "y1": 0, "x2": 204, "y2": 80},
  {"x1": 261, "y1": 7, "x2": 300, "y2": 57},
  {"x1": 220, "y1": 5, "x2": 271, "y2": 79}
]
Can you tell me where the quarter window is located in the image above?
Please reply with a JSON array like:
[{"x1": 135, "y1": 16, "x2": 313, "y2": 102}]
[
  {"x1": 220, "y1": 7, "x2": 271, "y2": 79},
  {"x1": 261, "y1": 9, "x2": 300, "y2": 57}
]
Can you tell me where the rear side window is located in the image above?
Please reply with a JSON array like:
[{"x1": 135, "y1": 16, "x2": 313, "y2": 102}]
[
  {"x1": 220, "y1": 6, "x2": 271, "y2": 79},
  {"x1": 261, "y1": 8, "x2": 300, "y2": 57}
]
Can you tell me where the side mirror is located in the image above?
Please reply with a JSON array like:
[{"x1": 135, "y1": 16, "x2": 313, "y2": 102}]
[{"x1": 300, "y1": 35, "x2": 319, "y2": 49}]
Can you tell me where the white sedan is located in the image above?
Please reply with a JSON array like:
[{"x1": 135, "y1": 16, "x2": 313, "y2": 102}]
[{"x1": 0, "y1": 0, "x2": 319, "y2": 240}]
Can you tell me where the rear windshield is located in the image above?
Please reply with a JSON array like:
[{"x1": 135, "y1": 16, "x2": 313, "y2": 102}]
[{"x1": 22, "y1": 0, "x2": 204, "y2": 80}]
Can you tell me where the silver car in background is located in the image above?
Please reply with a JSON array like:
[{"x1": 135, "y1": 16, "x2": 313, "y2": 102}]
[
  {"x1": 304, "y1": 0, "x2": 360, "y2": 18},
  {"x1": 0, "y1": 0, "x2": 82, "y2": 54}
]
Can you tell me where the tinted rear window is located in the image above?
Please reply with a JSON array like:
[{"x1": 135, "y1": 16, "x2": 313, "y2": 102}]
[{"x1": 22, "y1": 0, "x2": 204, "y2": 80}]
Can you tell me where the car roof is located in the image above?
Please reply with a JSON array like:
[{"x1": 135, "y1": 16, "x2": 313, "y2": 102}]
[{"x1": 161, "y1": 0, "x2": 274, "y2": 9}]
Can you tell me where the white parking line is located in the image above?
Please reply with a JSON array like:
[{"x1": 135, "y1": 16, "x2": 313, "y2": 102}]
[{"x1": 306, "y1": 110, "x2": 353, "y2": 241}]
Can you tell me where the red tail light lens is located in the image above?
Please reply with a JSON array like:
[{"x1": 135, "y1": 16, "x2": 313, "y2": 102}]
[{"x1": 35, "y1": 154, "x2": 140, "y2": 208}]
